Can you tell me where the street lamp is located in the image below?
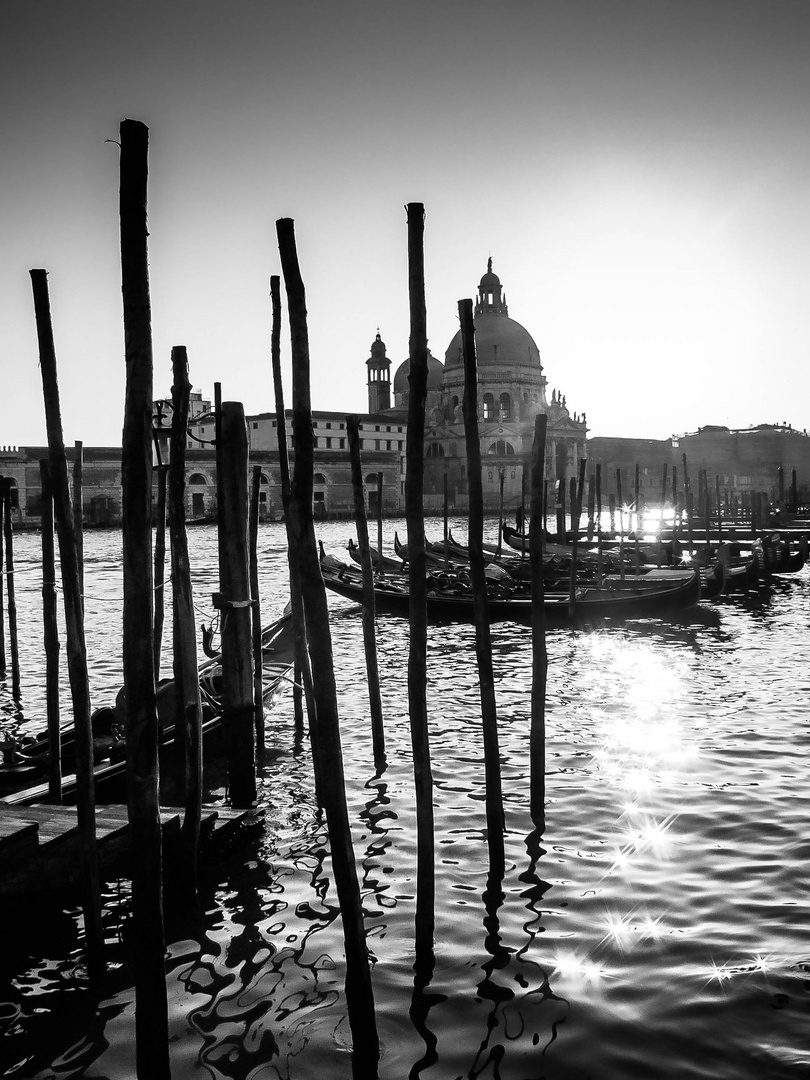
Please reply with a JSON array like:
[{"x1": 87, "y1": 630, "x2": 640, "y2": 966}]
[{"x1": 152, "y1": 399, "x2": 173, "y2": 469}]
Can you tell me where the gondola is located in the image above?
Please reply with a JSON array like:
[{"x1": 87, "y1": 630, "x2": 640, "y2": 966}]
[
  {"x1": 320, "y1": 556, "x2": 700, "y2": 624},
  {"x1": 1, "y1": 608, "x2": 296, "y2": 805}
]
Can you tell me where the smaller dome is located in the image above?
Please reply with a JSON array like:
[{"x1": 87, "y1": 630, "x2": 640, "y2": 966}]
[{"x1": 393, "y1": 350, "x2": 444, "y2": 394}]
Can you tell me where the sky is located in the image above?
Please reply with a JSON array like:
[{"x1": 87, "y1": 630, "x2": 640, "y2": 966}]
[{"x1": 2, "y1": 0, "x2": 809, "y2": 448}]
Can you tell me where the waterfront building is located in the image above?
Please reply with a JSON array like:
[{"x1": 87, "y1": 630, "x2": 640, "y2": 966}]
[
  {"x1": 4, "y1": 264, "x2": 807, "y2": 526},
  {"x1": 588, "y1": 423, "x2": 810, "y2": 509}
]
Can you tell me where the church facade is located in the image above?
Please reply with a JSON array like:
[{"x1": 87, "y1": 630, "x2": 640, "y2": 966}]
[{"x1": 366, "y1": 261, "x2": 588, "y2": 512}]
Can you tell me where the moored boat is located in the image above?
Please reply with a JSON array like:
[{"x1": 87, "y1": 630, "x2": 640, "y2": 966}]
[
  {"x1": 1, "y1": 608, "x2": 296, "y2": 805},
  {"x1": 320, "y1": 555, "x2": 700, "y2": 624}
]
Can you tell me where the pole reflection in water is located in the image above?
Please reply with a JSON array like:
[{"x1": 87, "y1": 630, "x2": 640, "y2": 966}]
[{"x1": 2, "y1": 522, "x2": 810, "y2": 1079}]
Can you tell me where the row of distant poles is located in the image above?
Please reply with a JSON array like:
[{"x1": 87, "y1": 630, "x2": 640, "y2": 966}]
[{"x1": 19, "y1": 119, "x2": 551, "y2": 1080}]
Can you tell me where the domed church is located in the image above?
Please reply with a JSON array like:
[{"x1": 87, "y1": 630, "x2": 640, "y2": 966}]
[{"x1": 366, "y1": 260, "x2": 588, "y2": 511}]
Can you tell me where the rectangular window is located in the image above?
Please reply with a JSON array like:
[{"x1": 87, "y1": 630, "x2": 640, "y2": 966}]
[
  {"x1": 326, "y1": 422, "x2": 332, "y2": 429},
  {"x1": 339, "y1": 438, "x2": 345, "y2": 449},
  {"x1": 326, "y1": 437, "x2": 332, "y2": 448}
]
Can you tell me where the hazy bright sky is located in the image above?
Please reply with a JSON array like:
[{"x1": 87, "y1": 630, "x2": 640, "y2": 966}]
[{"x1": 2, "y1": 0, "x2": 808, "y2": 447}]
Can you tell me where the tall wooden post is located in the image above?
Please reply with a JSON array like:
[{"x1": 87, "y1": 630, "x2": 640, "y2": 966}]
[
  {"x1": 459, "y1": 297, "x2": 504, "y2": 850},
  {"x1": 153, "y1": 463, "x2": 167, "y2": 679},
  {"x1": 1, "y1": 479, "x2": 20, "y2": 700},
  {"x1": 376, "y1": 471, "x2": 385, "y2": 578},
  {"x1": 118, "y1": 117, "x2": 169, "y2": 1077},
  {"x1": 596, "y1": 464, "x2": 604, "y2": 584},
  {"x1": 216, "y1": 401, "x2": 256, "y2": 808},
  {"x1": 249, "y1": 465, "x2": 265, "y2": 751},
  {"x1": 169, "y1": 346, "x2": 203, "y2": 895},
  {"x1": 529, "y1": 415, "x2": 548, "y2": 829},
  {"x1": 347, "y1": 416, "x2": 385, "y2": 767},
  {"x1": 40, "y1": 460, "x2": 62, "y2": 804},
  {"x1": 0, "y1": 486, "x2": 5, "y2": 674},
  {"x1": 30, "y1": 269, "x2": 104, "y2": 983},
  {"x1": 278, "y1": 217, "x2": 379, "y2": 1072},
  {"x1": 568, "y1": 461, "x2": 585, "y2": 616},
  {"x1": 404, "y1": 202, "x2": 435, "y2": 958},
  {"x1": 270, "y1": 275, "x2": 313, "y2": 748},
  {"x1": 73, "y1": 441, "x2": 84, "y2": 604}
]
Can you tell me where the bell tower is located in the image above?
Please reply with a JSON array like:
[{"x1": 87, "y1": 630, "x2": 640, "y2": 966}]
[{"x1": 366, "y1": 330, "x2": 391, "y2": 413}]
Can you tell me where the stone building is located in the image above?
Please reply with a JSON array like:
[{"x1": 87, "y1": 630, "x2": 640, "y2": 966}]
[{"x1": 588, "y1": 423, "x2": 810, "y2": 509}]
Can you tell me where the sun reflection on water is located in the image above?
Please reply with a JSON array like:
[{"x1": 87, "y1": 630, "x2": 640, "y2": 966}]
[{"x1": 582, "y1": 634, "x2": 695, "y2": 795}]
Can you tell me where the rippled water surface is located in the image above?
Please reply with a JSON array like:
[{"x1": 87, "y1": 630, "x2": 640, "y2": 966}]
[{"x1": 1, "y1": 519, "x2": 809, "y2": 1079}]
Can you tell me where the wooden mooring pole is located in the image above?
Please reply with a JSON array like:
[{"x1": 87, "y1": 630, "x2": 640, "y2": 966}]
[
  {"x1": 278, "y1": 216, "x2": 379, "y2": 1074},
  {"x1": 1, "y1": 478, "x2": 20, "y2": 700},
  {"x1": 30, "y1": 267, "x2": 104, "y2": 983},
  {"x1": 40, "y1": 459, "x2": 62, "y2": 803},
  {"x1": 270, "y1": 274, "x2": 313, "y2": 750},
  {"x1": 459, "y1": 297, "x2": 505, "y2": 850},
  {"x1": 153, "y1": 462, "x2": 167, "y2": 679},
  {"x1": 118, "y1": 117, "x2": 169, "y2": 1076},
  {"x1": 73, "y1": 441, "x2": 84, "y2": 604},
  {"x1": 216, "y1": 400, "x2": 257, "y2": 808},
  {"x1": 529, "y1": 414, "x2": 548, "y2": 829},
  {"x1": 404, "y1": 202, "x2": 435, "y2": 958},
  {"x1": 347, "y1": 415, "x2": 385, "y2": 767},
  {"x1": 169, "y1": 346, "x2": 203, "y2": 896},
  {"x1": 249, "y1": 464, "x2": 265, "y2": 751},
  {"x1": 0, "y1": 485, "x2": 5, "y2": 673},
  {"x1": 377, "y1": 471, "x2": 385, "y2": 577}
]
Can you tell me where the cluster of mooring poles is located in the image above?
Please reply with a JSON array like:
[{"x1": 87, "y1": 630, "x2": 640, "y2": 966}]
[
  {"x1": 10, "y1": 118, "x2": 556, "y2": 1079},
  {"x1": 513, "y1": 456, "x2": 802, "y2": 560}
]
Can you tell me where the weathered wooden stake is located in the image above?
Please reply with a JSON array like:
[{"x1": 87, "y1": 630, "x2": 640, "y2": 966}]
[
  {"x1": 169, "y1": 346, "x2": 203, "y2": 896},
  {"x1": 216, "y1": 401, "x2": 257, "y2": 808},
  {"x1": 30, "y1": 268, "x2": 104, "y2": 984},
  {"x1": 376, "y1": 471, "x2": 385, "y2": 578},
  {"x1": 404, "y1": 202, "x2": 435, "y2": 960},
  {"x1": 40, "y1": 460, "x2": 62, "y2": 804},
  {"x1": 0, "y1": 487, "x2": 5, "y2": 674},
  {"x1": 118, "y1": 117, "x2": 169, "y2": 1076},
  {"x1": 270, "y1": 275, "x2": 313, "y2": 749},
  {"x1": 568, "y1": 461, "x2": 585, "y2": 617},
  {"x1": 459, "y1": 297, "x2": 505, "y2": 850},
  {"x1": 278, "y1": 217, "x2": 379, "y2": 1074},
  {"x1": 347, "y1": 415, "x2": 385, "y2": 766},
  {"x1": 529, "y1": 414, "x2": 548, "y2": 829},
  {"x1": 249, "y1": 464, "x2": 265, "y2": 751},
  {"x1": 73, "y1": 441, "x2": 84, "y2": 604},
  {"x1": 1, "y1": 479, "x2": 20, "y2": 700},
  {"x1": 153, "y1": 463, "x2": 167, "y2": 678}
]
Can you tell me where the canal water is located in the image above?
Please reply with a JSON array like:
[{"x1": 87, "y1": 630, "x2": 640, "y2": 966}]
[{"x1": 1, "y1": 520, "x2": 809, "y2": 1079}]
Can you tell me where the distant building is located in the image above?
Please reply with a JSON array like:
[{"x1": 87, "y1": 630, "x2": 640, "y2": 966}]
[
  {"x1": 588, "y1": 424, "x2": 810, "y2": 509},
  {"x1": 4, "y1": 266, "x2": 808, "y2": 527}
]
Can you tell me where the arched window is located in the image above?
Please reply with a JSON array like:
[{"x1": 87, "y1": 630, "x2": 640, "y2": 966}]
[
  {"x1": 260, "y1": 473, "x2": 269, "y2": 485},
  {"x1": 499, "y1": 392, "x2": 512, "y2": 420},
  {"x1": 482, "y1": 393, "x2": 495, "y2": 420},
  {"x1": 426, "y1": 443, "x2": 445, "y2": 457},
  {"x1": 487, "y1": 440, "x2": 515, "y2": 456},
  {"x1": 188, "y1": 473, "x2": 207, "y2": 485},
  {"x1": 313, "y1": 473, "x2": 327, "y2": 485}
]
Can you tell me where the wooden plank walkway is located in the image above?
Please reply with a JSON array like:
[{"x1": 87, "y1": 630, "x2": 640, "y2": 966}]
[{"x1": 0, "y1": 803, "x2": 261, "y2": 902}]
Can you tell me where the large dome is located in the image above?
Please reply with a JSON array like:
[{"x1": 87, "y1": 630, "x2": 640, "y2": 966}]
[
  {"x1": 444, "y1": 260, "x2": 541, "y2": 370},
  {"x1": 444, "y1": 312, "x2": 541, "y2": 370}
]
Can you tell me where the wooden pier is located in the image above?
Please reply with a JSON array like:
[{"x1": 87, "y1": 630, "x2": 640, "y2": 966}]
[{"x1": 0, "y1": 802, "x2": 260, "y2": 903}]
